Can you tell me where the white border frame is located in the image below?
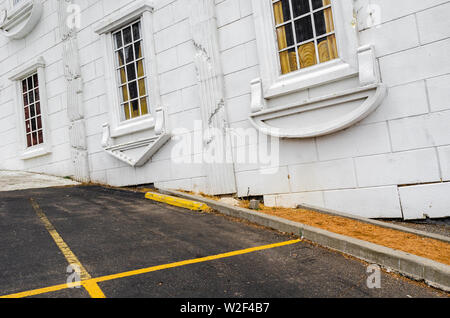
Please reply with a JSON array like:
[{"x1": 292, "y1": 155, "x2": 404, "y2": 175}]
[
  {"x1": 95, "y1": 0, "x2": 160, "y2": 138},
  {"x1": 9, "y1": 56, "x2": 52, "y2": 160},
  {"x1": 252, "y1": 0, "x2": 359, "y2": 99}
]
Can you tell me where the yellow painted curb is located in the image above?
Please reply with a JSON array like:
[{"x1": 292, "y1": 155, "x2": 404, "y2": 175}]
[{"x1": 145, "y1": 192, "x2": 211, "y2": 212}]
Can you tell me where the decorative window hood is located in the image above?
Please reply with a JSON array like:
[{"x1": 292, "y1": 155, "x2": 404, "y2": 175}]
[
  {"x1": 0, "y1": 0, "x2": 43, "y2": 40},
  {"x1": 249, "y1": 45, "x2": 387, "y2": 138},
  {"x1": 101, "y1": 108, "x2": 171, "y2": 167}
]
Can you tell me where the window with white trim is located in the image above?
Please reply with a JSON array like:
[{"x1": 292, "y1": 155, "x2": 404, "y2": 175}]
[
  {"x1": 21, "y1": 72, "x2": 44, "y2": 147},
  {"x1": 9, "y1": 57, "x2": 51, "y2": 160},
  {"x1": 112, "y1": 20, "x2": 150, "y2": 121},
  {"x1": 94, "y1": 1, "x2": 159, "y2": 138},
  {"x1": 272, "y1": 0, "x2": 338, "y2": 74},
  {"x1": 252, "y1": 0, "x2": 359, "y2": 98}
]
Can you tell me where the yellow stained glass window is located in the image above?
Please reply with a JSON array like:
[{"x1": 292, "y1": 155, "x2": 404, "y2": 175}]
[
  {"x1": 272, "y1": 0, "x2": 338, "y2": 74},
  {"x1": 112, "y1": 20, "x2": 150, "y2": 121}
]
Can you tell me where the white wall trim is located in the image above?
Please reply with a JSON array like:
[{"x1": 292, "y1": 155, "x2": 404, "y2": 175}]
[{"x1": 0, "y1": 0, "x2": 43, "y2": 40}]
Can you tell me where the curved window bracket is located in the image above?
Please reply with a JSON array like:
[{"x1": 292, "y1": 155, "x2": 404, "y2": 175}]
[
  {"x1": 0, "y1": 0, "x2": 43, "y2": 40},
  {"x1": 101, "y1": 108, "x2": 171, "y2": 167},
  {"x1": 250, "y1": 45, "x2": 387, "y2": 138}
]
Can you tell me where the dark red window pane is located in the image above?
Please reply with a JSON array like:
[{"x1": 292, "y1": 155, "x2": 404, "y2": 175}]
[
  {"x1": 32, "y1": 132, "x2": 38, "y2": 146},
  {"x1": 37, "y1": 116, "x2": 42, "y2": 129},
  {"x1": 33, "y1": 74, "x2": 39, "y2": 87},
  {"x1": 30, "y1": 105, "x2": 36, "y2": 117},
  {"x1": 35, "y1": 102, "x2": 41, "y2": 114},
  {"x1": 26, "y1": 120, "x2": 31, "y2": 133},
  {"x1": 27, "y1": 77, "x2": 33, "y2": 90},
  {"x1": 34, "y1": 89, "x2": 40, "y2": 101},
  {"x1": 22, "y1": 80, "x2": 27, "y2": 92},
  {"x1": 27, "y1": 134, "x2": 32, "y2": 147},
  {"x1": 24, "y1": 107, "x2": 30, "y2": 120},
  {"x1": 23, "y1": 93, "x2": 28, "y2": 106},
  {"x1": 29, "y1": 91, "x2": 34, "y2": 104},
  {"x1": 38, "y1": 131, "x2": 44, "y2": 144}
]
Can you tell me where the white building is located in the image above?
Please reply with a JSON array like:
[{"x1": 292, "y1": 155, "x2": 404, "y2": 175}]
[{"x1": 0, "y1": 0, "x2": 449, "y2": 220}]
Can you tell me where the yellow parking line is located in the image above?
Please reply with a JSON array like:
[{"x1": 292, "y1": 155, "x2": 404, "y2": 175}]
[
  {"x1": 29, "y1": 198, "x2": 105, "y2": 298},
  {"x1": 1, "y1": 239, "x2": 301, "y2": 298},
  {"x1": 145, "y1": 192, "x2": 210, "y2": 211}
]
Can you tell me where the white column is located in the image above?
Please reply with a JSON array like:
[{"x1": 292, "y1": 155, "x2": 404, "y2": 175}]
[{"x1": 190, "y1": 0, "x2": 237, "y2": 195}]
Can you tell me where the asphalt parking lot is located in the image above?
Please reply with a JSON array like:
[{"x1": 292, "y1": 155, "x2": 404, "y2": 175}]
[{"x1": 0, "y1": 185, "x2": 446, "y2": 298}]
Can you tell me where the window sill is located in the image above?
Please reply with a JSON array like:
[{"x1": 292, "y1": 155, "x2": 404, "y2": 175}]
[
  {"x1": 110, "y1": 115, "x2": 156, "y2": 138},
  {"x1": 264, "y1": 59, "x2": 358, "y2": 99},
  {"x1": 20, "y1": 145, "x2": 51, "y2": 160}
]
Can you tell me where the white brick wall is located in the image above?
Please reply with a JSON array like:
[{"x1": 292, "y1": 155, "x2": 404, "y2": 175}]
[{"x1": 0, "y1": 0, "x2": 448, "y2": 219}]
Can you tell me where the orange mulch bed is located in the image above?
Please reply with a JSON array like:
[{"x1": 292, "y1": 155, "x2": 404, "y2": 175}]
[
  {"x1": 182, "y1": 192, "x2": 450, "y2": 266},
  {"x1": 238, "y1": 200, "x2": 450, "y2": 266}
]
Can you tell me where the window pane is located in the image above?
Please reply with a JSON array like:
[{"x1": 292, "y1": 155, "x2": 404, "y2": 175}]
[
  {"x1": 114, "y1": 32, "x2": 123, "y2": 49},
  {"x1": 128, "y1": 81, "x2": 138, "y2": 100},
  {"x1": 24, "y1": 106, "x2": 30, "y2": 120},
  {"x1": 36, "y1": 102, "x2": 41, "y2": 115},
  {"x1": 132, "y1": 22, "x2": 141, "y2": 40},
  {"x1": 123, "y1": 27, "x2": 132, "y2": 45},
  {"x1": 119, "y1": 67, "x2": 127, "y2": 84},
  {"x1": 279, "y1": 48, "x2": 298, "y2": 74},
  {"x1": 23, "y1": 93, "x2": 28, "y2": 106},
  {"x1": 312, "y1": 0, "x2": 330, "y2": 10},
  {"x1": 31, "y1": 118, "x2": 37, "y2": 131},
  {"x1": 37, "y1": 116, "x2": 42, "y2": 129},
  {"x1": 127, "y1": 63, "x2": 136, "y2": 81},
  {"x1": 138, "y1": 79, "x2": 146, "y2": 96},
  {"x1": 27, "y1": 77, "x2": 33, "y2": 90},
  {"x1": 134, "y1": 42, "x2": 142, "y2": 59},
  {"x1": 26, "y1": 120, "x2": 31, "y2": 133},
  {"x1": 294, "y1": 15, "x2": 314, "y2": 42},
  {"x1": 22, "y1": 80, "x2": 27, "y2": 92},
  {"x1": 292, "y1": 0, "x2": 310, "y2": 17},
  {"x1": 121, "y1": 85, "x2": 129, "y2": 102},
  {"x1": 117, "y1": 50, "x2": 125, "y2": 67},
  {"x1": 276, "y1": 24, "x2": 294, "y2": 50},
  {"x1": 38, "y1": 130, "x2": 44, "y2": 144},
  {"x1": 33, "y1": 74, "x2": 39, "y2": 87},
  {"x1": 125, "y1": 45, "x2": 134, "y2": 64},
  {"x1": 30, "y1": 104, "x2": 36, "y2": 117},
  {"x1": 317, "y1": 34, "x2": 338, "y2": 63},
  {"x1": 131, "y1": 100, "x2": 140, "y2": 118},
  {"x1": 273, "y1": 0, "x2": 291, "y2": 25},
  {"x1": 137, "y1": 60, "x2": 145, "y2": 78},
  {"x1": 29, "y1": 91, "x2": 34, "y2": 104},
  {"x1": 140, "y1": 98, "x2": 148, "y2": 115},
  {"x1": 34, "y1": 89, "x2": 40, "y2": 102},
  {"x1": 27, "y1": 134, "x2": 32, "y2": 147},
  {"x1": 32, "y1": 132, "x2": 38, "y2": 146},
  {"x1": 123, "y1": 103, "x2": 131, "y2": 120},
  {"x1": 314, "y1": 8, "x2": 334, "y2": 36},
  {"x1": 298, "y1": 41, "x2": 317, "y2": 68}
]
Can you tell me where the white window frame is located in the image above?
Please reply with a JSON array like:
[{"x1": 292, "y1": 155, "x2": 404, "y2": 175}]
[
  {"x1": 94, "y1": 0, "x2": 160, "y2": 138},
  {"x1": 9, "y1": 57, "x2": 52, "y2": 160},
  {"x1": 252, "y1": 0, "x2": 359, "y2": 99}
]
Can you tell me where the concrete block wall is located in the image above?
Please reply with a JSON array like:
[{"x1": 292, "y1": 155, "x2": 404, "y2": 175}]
[
  {"x1": 76, "y1": 0, "x2": 208, "y2": 190},
  {"x1": 216, "y1": 0, "x2": 450, "y2": 219},
  {"x1": 0, "y1": 0, "x2": 73, "y2": 177},
  {"x1": 0, "y1": 0, "x2": 448, "y2": 219}
]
